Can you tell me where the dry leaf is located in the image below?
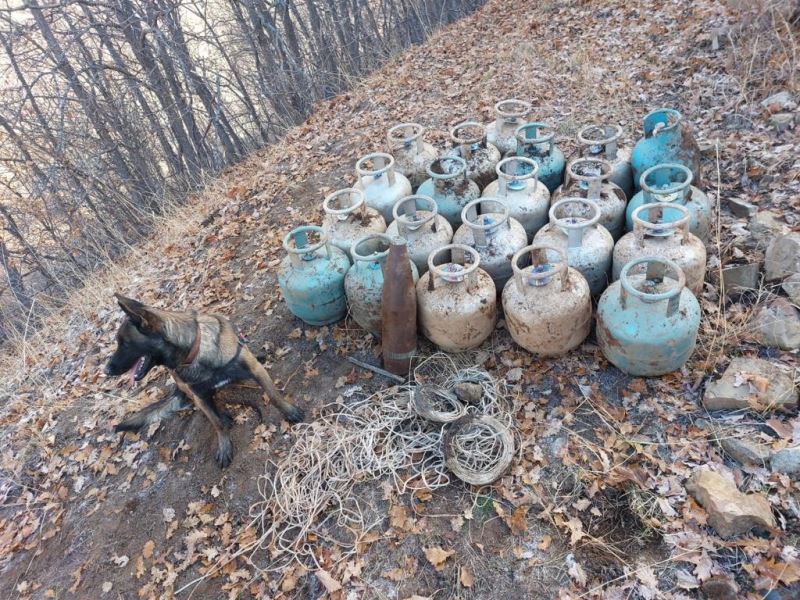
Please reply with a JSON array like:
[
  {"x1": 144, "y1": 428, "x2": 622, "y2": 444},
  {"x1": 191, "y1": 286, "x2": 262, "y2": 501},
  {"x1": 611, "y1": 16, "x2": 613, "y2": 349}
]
[
  {"x1": 538, "y1": 534, "x2": 552, "y2": 551},
  {"x1": 505, "y1": 505, "x2": 529, "y2": 536},
  {"x1": 424, "y1": 546, "x2": 455, "y2": 571},
  {"x1": 142, "y1": 540, "x2": 154, "y2": 559},
  {"x1": 102, "y1": 581, "x2": 113, "y2": 593},
  {"x1": 460, "y1": 565, "x2": 474, "y2": 588},
  {"x1": 316, "y1": 569, "x2": 342, "y2": 593}
]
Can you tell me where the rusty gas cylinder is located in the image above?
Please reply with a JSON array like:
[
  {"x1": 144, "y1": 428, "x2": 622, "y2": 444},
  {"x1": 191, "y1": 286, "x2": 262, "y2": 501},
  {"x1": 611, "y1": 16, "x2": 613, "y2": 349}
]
[
  {"x1": 514, "y1": 122, "x2": 566, "y2": 193},
  {"x1": 417, "y1": 156, "x2": 481, "y2": 228},
  {"x1": 597, "y1": 257, "x2": 700, "y2": 376},
  {"x1": 533, "y1": 197, "x2": 613, "y2": 296},
  {"x1": 553, "y1": 157, "x2": 628, "y2": 240},
  {"x1": 381, "y1": 238, "x2": 417, "y2": 375},
  {"x1": 385, "y1": 195, "x2": 453, "y2": 275},
  {"x1": 321, "y1": 188, "x2": 387, "y2": 259},
  {"x1": 452, "y1": 198, "x2": 528, "y2": 291},
  {"x1": 577, "y1": 124, "x2": 634, "y2": 200},
  {"x1": 613, "y1": 203, "x2": 707, "y2": 295},
  {"x1": 345, "y1": 233, "x2": 419, "y2": 336},
  {"x1": 445, "y1": 121, "x2": 502, "y2": 189},
  {"x1": 387, "y1": 123, "x2": 438, "y2": 189},
  {"x1": 354, "y1": 152, "x2": 412, "y2": 224},
  {"x1": 486, "y1": 99, "x2": 532, "y2": 155},
  {"x1": 481, "y1": 157, "x2": 551, "y2": 240},
  {"x1": 502, "y1": 245, "x2": 592, "y2": 357},
  {"x1": 416, "y1": 244, "x2": 496, "y2": 352}
]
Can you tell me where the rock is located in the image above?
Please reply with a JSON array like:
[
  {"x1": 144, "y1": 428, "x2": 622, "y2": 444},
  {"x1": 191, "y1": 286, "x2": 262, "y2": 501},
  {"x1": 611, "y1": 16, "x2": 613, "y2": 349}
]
[
  {"x1": 701, "y1": 574, "x2": 739, "y2": 600},
  {"x1": 750, "y1": 298, "x2": 800, "y2": 350},
  {"x1": 453, "y1": 382, "x2": 483, "y2": 404},
  {"x1": 685, "y1": 469, "x2": 776, "y2": 538},
  {"x1": 727, "y1": 197, "x2": 757, "y2": 218},
  {"x1": 703, "y1": 357, "x2": 797, "y2": 412},
  {"x1": 771, "y1": 446, "x2": 800, "y2": 476},
  {"x1": 761, "y1": 91, "x2": 797, "y2": 113},
  {"x1": 720, "y1": 263, "x2": 760, "y2": 296},
  {"x1": 720, "y1": 437, "x2": 771, "y2": 466},
  {"x1": 750, "y1": 211, "x2": 791, "y2": 249},
  {"x1": 765, "y1": 233, "x2": 800, "y2": 281},
  {"x1": 770, "y1": 112, "x2": 795, "y2": 132},
  {"x1": 782, "y1": 273, "x2": 800, "y2": 305}
]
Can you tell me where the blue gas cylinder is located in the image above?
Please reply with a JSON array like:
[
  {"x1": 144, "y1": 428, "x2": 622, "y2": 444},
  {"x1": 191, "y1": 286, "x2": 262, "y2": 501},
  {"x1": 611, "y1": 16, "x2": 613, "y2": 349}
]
[
  {"x1": 416, "y1": 156, "x2": 480, "y2": 228},
  {"x1": 626, "y1": 163, "x2": 711, "y2": 241},
  {"x1": 513, "y1": 122, "x2": 566, "y2": 193},
  {"x1": 278, "y1": 226, "x2": 351, "y2": 326},
  {"x1": 596, "y1": 256, "x2": 700, "y2": 376},
  {"x1": 630, "y1": 108, "x2": 701, "y2": 193}
]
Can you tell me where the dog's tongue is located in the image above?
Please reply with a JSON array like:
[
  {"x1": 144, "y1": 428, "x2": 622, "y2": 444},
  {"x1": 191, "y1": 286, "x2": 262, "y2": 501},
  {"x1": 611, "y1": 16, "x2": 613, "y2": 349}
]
[{"x1": 129, "y1": 356, "x2": 145, "y2": 387}]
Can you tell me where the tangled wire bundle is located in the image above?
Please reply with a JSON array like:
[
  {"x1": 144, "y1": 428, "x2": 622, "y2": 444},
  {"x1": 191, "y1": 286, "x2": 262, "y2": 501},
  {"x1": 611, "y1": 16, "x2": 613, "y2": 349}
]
[{"x1": 244, "y1": 353, "x2": 517, "y2": 569}]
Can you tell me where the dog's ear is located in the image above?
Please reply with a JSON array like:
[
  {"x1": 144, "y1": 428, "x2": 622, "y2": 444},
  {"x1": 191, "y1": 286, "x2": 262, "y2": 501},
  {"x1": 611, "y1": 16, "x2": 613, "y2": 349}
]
[{"x1": 115, "y1": 293, "x2": 163, "y2": 332}]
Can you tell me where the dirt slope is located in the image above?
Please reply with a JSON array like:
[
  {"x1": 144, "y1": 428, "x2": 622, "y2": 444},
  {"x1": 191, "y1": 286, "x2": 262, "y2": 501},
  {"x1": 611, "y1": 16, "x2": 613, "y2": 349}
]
[{"x1": 1, "y1": 0, "x2": 799, "y2": 598}]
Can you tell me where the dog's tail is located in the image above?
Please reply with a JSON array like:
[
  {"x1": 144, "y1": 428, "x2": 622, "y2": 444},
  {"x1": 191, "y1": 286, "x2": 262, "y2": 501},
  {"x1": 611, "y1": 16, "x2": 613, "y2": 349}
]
[{"x1": 114, "y1": 392, "x2": 190, "y2": 432}]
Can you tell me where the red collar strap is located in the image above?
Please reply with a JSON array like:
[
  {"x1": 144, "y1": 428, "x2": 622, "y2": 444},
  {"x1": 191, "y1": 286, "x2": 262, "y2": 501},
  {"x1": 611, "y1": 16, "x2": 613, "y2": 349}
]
[{"x1": 181, "y1": 317, "x2": 202, "y2": 366}]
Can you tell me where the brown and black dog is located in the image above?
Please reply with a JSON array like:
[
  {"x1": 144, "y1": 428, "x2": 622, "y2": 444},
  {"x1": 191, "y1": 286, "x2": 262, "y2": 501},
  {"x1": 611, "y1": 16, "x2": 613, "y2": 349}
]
[{"x1": 104, "y1": 294, "x2": 303, "y2": 467}]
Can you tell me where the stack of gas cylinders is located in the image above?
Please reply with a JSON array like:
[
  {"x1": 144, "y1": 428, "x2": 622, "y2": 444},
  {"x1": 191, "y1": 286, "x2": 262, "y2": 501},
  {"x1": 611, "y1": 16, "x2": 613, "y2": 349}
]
[{"x1": 279, "y1": 104, "x2": 710, "y2": 378}]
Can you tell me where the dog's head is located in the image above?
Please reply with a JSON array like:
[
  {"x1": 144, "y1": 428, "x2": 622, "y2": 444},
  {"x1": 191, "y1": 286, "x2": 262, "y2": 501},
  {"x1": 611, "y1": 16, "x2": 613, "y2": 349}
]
[{"x1": 105, "y1": 294, "x2": 170, "y2": 381}]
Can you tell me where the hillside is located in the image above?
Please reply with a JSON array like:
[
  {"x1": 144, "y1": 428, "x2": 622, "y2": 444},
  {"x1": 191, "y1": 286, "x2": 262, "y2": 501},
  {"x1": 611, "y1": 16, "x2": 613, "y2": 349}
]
[{"x1": 1, "y1": 0, "x2": 799, "y2": 598}]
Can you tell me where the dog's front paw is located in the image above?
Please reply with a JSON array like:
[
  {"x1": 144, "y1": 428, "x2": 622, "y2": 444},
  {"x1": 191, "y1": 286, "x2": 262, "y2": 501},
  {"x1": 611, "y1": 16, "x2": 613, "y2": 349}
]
[
  {"x1": 283, "y1": 405, "x2": 305, "y2": 424},
  {"x1": 215, "y1": 436, "x2": 233, "y2": 468}
]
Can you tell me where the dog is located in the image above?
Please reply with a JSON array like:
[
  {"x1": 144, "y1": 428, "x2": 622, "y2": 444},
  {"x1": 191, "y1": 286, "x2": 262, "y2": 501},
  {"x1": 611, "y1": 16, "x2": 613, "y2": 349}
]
[{"x1": 104, "y1": 294, "x2": 304, "y2": 467}]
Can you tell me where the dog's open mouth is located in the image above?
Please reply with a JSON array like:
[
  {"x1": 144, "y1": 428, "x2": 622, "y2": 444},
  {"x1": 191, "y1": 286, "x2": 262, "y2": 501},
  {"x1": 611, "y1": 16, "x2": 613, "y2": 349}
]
[{"x1": 129, "y1": 355, "x2": 152, "y2": 383}]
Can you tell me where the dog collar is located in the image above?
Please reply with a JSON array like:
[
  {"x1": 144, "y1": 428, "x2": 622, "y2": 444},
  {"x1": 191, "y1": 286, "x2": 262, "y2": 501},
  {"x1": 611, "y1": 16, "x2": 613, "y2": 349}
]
[{"x1": 182, "y1": 317, "x2": 202, "y2": 366}]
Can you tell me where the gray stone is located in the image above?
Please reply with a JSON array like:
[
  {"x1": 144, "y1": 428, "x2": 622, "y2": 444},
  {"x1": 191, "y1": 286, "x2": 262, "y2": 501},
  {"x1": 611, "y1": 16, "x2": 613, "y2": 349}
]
[
  {"x1": 770, "y1": 112, "x2": 795, "y2": 132},
  {"x1": 720, "y1": 437, "x2": 771, "y2": 466},
  {"x1": 727, "y1": 197, "x2": 757, "y2": 218},
  {"x1": 750, "y1": 211, "x2": 791, "y2": 249},
  {"x1": 761, "y1": 91, "x2": 797, "y2": 113},
  {"x1": 750, "y1": 298, "x2": 800, "y2": 350},
  {"x1": 782, "y1": 273, "x2": 800, "y2": 305},
  {"x1": 703, "y1": 357, "x2": 797, "y2": 412},
  {"x1": 701, "y1": 574, "x2": 739, "y2": 600},
  {"x1": 720, "y1": 263, "x2": 760, "y2": 296},
  {"x1": 771, "y1": 446, "x2": 800, "y2": 476},
  {"x1": 685, "y1": 469, "x2": 776, "y2": 538},
  {"x1": 765, "y1": 233, "x2": 800, "y2": 281}
]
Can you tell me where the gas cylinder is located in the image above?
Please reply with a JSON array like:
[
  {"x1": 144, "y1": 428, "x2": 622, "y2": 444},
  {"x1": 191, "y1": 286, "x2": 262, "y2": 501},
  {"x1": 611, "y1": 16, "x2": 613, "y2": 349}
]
[
  {"x1": 354, "y1": 152, "x2": 412, "y2": 224},
  {"x1": 344, "y1": 233, "x2": 419, "y2": 336},
  {"x1": 387, "y1": 123, "x2": 438, "y2": 189},
  {"x1": 533, "y1": 197, "x2": 613, "y2": 296},
  {"x1": 485, "y1": 99, "x2": 532, "y2": 155},
  {"x1": 613, "y1": 203, "x2": 707, "y2": 295},
  {"x1": 481, "y1": 157, "x2": 551, "y2": 240},
  {"x1": 417, "y1": 156, "x2": 481, "y2": 228},
  {"x1": 626, "y1": 163, "x2": 711, "y2": 242},
  {"x1": 631, "y1": 108, "x2": 701, "y2": 193},
  {"x1": 514, "y1": 122, "x2": 566, "y2": 193},
  {"x1": 416, "y1": 244, "x2": 496, "y2": 352},
  {"x1": 597, "y1": 257, "x2": 701, "y2": 376},
  {"x1": 452, "y1": 198, "x2": 528, "y2": 291},
  {"x1": 278, "y1": 225, "x2": 351, "y2": 326},
  {"x1": 385, "y1": 195, "x2": 453, "y2": 275},
  {"x1": 321, "y1": 188, "x2": 387, "y2": 259},
  {"x1": 445, "y1": 121, "x2": 501, "y2": 189},
  {"x1": 577, "y1": 124, "x2": 634, "y2": 200},
  {"x1": 502, "y1": 245, "x2": 592, "y2": 357},
  {"x1": 553, "y1": 157, "x2": 627, "y2": 240}
]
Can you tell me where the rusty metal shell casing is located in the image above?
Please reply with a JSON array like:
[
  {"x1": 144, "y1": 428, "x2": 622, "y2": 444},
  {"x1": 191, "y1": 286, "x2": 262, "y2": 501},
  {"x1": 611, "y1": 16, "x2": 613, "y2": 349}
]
[
  {"x1": 485, "y1": 99, "x2": 532, "y2": 155},
  {"x1": 387, "y1": 123, "x2": 438, "y2": 189},
  {"x1": 613, "y1": 203, "x2": 707, "y2": 295},
  {"x1": 321, "y1": 188, "x2": 387, "y2": 260},
  {"x1": 513, "y1": 122, "x2": 566, "y2": 193},
  {"x1": 278, "y1": 226, "x2": 351, "y2": 326},
  {"x1": 482, "y1": 157, "x2": 551, "y2": 240},
  {"x1": 597, "y1": 257, "x2": 700, "y2": 376},
  {"x1": 452, "y1": 198, "x2": 528, "y2": 291},
  {"x1": 416, "y1": 156, "x2": 481, "y2": 228},
  {"x1": 381, "y1": 238, "x2": 417, "y2": 376},
  {"x1": 626, "y1": 163, "x2": 711, "y2": 242},
  {"x1": 354, "y1": 152, "x2": 413, "y2": 224},
  {"x1": 502, "y1": 245, "x2": 592, "y2": 357},
  {"x1": 345, "y1": 233, "x2": 419, "y2": 336},
  {"x1": 577, "y1": 124, "x2": 634, "y2": 200},
  {"x1": 445, "y1": 121, "x2": 502, "y2": 189},
  {"x1": 533, "y1": 197, "x2": 613, "y2": 296},
  {"x1": 553, "y1": 157, "x2": 628, "y2": 241},
  {"x1": 385, "y1": 195, "x2": 453, "y2": 275},
  {"x1": 416, "y1": 244, "x2": 497, "y2": 352}
]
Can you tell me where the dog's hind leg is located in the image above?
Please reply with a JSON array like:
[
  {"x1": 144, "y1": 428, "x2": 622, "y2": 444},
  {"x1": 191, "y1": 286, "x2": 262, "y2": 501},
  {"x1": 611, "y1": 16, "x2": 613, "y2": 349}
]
[
  {"x1": 114, "y1": 388, "x2": 192, "y2": 433},
  {"x1": 214, "y1": 385, "x2": 266, "y2": 422},
  {"x1": 173, "y1": 376, "x2": 234, "y2": 468},
  {"x1": 240, "y1": 348, "x2": 304, "y2": 423}
]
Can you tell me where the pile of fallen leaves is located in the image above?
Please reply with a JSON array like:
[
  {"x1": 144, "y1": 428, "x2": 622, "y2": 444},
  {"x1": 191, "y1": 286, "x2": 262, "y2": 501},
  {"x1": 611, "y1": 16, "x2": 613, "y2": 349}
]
[{"x1": 0, "y1": 0, "x2": 799, "y2": 598}]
